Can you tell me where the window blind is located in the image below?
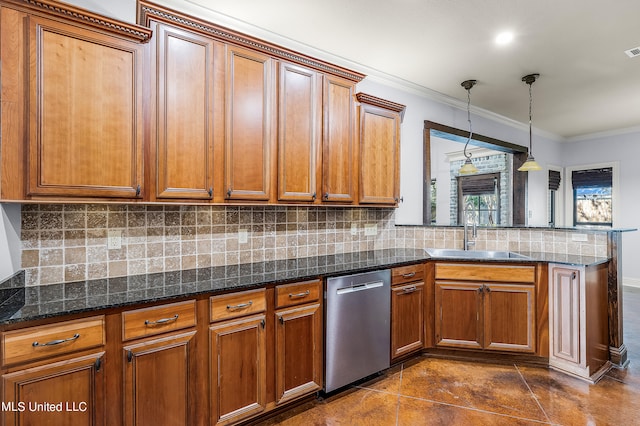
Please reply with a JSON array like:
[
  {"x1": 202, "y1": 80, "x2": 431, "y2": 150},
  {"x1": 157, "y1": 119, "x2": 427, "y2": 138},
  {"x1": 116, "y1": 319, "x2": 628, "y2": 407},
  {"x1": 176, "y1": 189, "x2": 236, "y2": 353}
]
[
  {"x1": 571, "y1": 168, "x2": 612, "y2": 189},
  {"x1": 548, "y1": 170, "x2": 561, "y2": 191},
  {"x1": 460, "y1": 173, "x2": 498, "y2": 196}
]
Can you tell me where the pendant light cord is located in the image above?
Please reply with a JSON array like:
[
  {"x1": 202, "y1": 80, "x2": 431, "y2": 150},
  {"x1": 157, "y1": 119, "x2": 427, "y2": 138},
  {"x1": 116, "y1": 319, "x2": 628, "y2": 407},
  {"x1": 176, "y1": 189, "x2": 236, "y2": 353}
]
[
  {"x1": 528, "y1": 82, "x2": 533, "y2": 154},
  {"x1": 463, "y1": 83, "x2": 474, "y2": 160}
]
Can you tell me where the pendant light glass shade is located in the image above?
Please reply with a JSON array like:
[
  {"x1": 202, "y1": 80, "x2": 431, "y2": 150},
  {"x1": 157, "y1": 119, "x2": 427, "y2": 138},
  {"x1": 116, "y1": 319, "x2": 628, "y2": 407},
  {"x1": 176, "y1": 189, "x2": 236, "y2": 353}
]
[
  {"x1": 459, "y1": 80, "x2": 478, "y2": 175},
  {"x1": 518, "y1": 73, "x2": 542, "y2": 172}
]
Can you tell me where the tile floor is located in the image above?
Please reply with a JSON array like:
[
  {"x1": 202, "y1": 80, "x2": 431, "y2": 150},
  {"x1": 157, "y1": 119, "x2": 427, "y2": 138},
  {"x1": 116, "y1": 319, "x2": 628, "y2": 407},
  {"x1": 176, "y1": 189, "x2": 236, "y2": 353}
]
[{"x1": 260, "y1": 287, "x2": 640, "y2": 425}]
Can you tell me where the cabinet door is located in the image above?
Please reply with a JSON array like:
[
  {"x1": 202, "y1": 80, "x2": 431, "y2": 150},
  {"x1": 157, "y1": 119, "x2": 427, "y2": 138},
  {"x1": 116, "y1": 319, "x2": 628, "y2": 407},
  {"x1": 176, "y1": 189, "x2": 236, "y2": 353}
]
[
  {"x1": 224, "y1": 46, "x2": 274, "y2": 201},
  {"x1": 210, "y1": 315, "x2": 266, "y2": 426},
  {"x1": 277, "y1": 63, "x2": 321, "y2": 202},
  {"x1": 123, "y1": 331, "x2": 196, "y2": 426},
  {"x1": 154, "y1": 23, "x2": 216, "y2": 200},
  {"x1": 27, "y1": 16, "x2": 144, "y2": 198},
  {"x1": 321, "y1": 76, "x2": 355, "y2": 203},
  {"x1": 434, "y1": 282, "x2": 483, "y2": 349},
  {"x1": 357, "y1": 103, "x2": 400, "y2": 205},
  {"x1": 2, "y1": 352, "x2": 105, "y2": 426},
  {"x1": 483, "y1": 284, "x2": 535, "y2": 353},
  {"x1": 550, "y1": 267, "x2": 581, "y2": 364},
  {"x1": 391, "y1": 282, "x2": 424, "y2": 360},
  {"x1": 274, "y1": 303, "x2": 322, "y2": 405}
]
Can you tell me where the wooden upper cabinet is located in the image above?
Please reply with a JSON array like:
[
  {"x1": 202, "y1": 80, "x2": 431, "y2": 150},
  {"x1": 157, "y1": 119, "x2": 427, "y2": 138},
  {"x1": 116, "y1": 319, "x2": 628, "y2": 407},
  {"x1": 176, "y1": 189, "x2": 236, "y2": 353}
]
[
  {"x1": 356, "y1": 93, "x2": 405, "y2": 205},
  {"x1": 224, "y1": 46, "x2": 275, "y2": 201},
  {"x1": 153, "y1": 22, "x2": 217, "y2": 200},
  {"x1": 27, "y1": 16, "x2": 145, "y2": 198},
  {"x1": 277, "y1": 63, "x2": 321, "y2": 202},
  {"x1": 321, "y1": 76, "x2": 356, "y2": 203}
]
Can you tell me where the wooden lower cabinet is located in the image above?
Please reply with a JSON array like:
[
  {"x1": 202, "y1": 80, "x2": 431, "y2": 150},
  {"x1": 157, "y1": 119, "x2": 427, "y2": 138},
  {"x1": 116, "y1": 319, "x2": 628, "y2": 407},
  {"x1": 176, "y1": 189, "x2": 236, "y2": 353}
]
[
  {"x1": 435, "y1": 281, "x2": 535, "y2": 353},
  {"x1": 391, "y1": 282, "x2": 424, "y2": 359},
  {"x1": 123, "y1": 331, "x2": 196, "y2": 426},
  {"x1": 2, "y1": 352, "x2": 105, "y2": 426},
  {"x1": 210, "y1": 314, "x2": 267, "y2": 426},
  {"x1": 274, "y1": 303, "x2": 322, "y2": 404}
]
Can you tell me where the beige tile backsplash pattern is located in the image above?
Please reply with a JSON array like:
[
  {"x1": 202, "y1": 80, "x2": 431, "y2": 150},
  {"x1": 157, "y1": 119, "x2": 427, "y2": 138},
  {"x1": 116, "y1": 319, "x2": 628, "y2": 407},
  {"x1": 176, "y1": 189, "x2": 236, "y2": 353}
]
[{"x1": 19, "y1": 204, "x2": 608, "y2": 286}]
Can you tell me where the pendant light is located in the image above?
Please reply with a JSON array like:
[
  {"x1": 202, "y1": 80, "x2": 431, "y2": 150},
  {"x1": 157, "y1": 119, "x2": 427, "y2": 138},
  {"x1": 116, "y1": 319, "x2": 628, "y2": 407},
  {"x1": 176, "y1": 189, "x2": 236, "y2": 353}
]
[
  {"x1": 518, "y1": 73, "x2": 542, "y2": 172},
  {"x1": 459, "y1": 79, "x2": 478, "y2": 175}
]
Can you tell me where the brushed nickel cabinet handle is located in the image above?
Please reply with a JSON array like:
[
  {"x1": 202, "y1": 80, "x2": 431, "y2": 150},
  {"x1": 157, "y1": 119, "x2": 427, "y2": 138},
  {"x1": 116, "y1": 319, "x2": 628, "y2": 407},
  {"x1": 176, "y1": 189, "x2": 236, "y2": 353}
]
[
  {"x1": 227, "y1": 301, "x2": 253, "y2": 310},
  {"x1": 402, "y1": 286, "x2": 417, "y2": 294},
  {"x1": 402, "y1": 272, "x2": 416, "y2": 278},
  {"x1": 145, "y1": 314, "x2": 179, "y2": 326},
  {"x1": 32, "y1": 333, "x2": 80, "y2": 347},
  {"x1": 289, "y1": 290, "x2": 310, "y2": 299}
]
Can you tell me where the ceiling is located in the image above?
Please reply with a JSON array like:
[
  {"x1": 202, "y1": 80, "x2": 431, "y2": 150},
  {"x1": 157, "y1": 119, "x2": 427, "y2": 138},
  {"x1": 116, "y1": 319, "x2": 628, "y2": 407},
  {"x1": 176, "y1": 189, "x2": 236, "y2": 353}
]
[{"x1": 185, "y1": 0, "x2": 640, "y2": 140}]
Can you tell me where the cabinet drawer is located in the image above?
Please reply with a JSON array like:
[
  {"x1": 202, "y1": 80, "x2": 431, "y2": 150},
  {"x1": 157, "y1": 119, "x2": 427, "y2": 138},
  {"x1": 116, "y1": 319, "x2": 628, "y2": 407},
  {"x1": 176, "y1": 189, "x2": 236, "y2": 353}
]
[
  {"x1": 210, "y1": 288, "x2": 266, "y2": 322},
  {"x1": 392, "y1": 263, "x2": 424, "y2": 285},
  {"x1": 122, "y1": 300, "x2": 196, "y2": 341},
  {"x1": 435, "y1": 263, "x2": 535, "y2": 283},
  {"x1": 275, "y1": 280, "x2": 321, "y2": 309},
  {"x1": 2, "y1": 316, "x2": 105, "y2": 366}
]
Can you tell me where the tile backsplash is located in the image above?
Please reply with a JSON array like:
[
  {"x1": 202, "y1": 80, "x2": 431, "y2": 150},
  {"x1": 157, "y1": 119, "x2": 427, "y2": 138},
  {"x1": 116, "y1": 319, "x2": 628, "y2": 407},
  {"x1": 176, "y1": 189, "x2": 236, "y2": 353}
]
[{"x1": 20, "y1": 204, "x2": 608, "y2": 286}]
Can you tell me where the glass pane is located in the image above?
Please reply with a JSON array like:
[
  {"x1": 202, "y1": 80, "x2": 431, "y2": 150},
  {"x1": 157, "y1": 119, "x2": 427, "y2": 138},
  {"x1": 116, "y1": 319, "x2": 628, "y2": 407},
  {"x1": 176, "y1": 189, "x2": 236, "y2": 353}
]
[{"x1": 574, "y1": 186, "x2": 612, "y2": 224}]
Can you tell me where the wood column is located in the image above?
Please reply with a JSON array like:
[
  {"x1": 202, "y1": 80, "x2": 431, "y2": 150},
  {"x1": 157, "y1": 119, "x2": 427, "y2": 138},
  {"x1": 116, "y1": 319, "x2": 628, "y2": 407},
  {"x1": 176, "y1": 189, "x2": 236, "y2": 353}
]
[{"x1": 607, "y1": 231, "x2": 628, "y2": 367}]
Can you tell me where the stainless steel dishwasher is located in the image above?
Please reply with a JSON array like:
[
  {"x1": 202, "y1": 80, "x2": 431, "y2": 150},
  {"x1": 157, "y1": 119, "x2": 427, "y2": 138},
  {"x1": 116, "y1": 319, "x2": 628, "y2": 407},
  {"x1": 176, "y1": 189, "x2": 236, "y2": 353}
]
[{"x1": 324, "y1": 269, "x2": 391, "y2": 393}]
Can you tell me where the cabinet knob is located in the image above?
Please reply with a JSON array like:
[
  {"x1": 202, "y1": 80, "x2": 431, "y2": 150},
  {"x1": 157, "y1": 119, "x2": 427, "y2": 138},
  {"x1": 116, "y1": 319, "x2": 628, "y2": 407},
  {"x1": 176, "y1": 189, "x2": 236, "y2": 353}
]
[
  {"x1": 311, "y1": 192, "x2": 316, "y2": 201},
  {"x1": 572, "y1": 271, "x2": 577, "y2": 280},
  {"x1": 135, "y1": 185, "x2": 141, "y2": 197},
  {"x1": 208, "y1": 187, "x2": 213, "y2": 198},
  {"x1": 323, "y1": 193, "x2": 329, "y2": 200},
  {"x1": 226, "y1": 188, "x2": 232, "y2": 198}
]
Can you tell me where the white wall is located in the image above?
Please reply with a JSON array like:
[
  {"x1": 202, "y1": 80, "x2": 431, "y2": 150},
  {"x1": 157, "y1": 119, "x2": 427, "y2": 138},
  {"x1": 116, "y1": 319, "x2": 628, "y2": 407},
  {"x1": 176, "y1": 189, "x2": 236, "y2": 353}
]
[
  {"x1": 0, "y1": 205, "x2": 21, "y2": 281},
  {"x1": 561, "y1": 131, "x2": 640, "y2": 281}
]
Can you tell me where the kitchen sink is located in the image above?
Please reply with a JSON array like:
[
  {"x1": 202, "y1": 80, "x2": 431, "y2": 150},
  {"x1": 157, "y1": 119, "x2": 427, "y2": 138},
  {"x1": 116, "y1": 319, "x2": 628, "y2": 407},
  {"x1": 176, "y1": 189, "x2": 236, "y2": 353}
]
[{"x1": 424, "y1": 248, "x2": 531, "y2": 260}]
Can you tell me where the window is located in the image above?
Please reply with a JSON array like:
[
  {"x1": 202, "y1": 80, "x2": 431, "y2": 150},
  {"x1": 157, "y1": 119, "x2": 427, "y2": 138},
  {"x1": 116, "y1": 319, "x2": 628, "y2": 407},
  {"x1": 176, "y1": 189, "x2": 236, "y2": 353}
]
[
  {"x1": 457, "y1": 173, "x2": 500, "y2": 226},
  {"x1": 572, "y1": 167, "x2": 612, "y2": 226}
]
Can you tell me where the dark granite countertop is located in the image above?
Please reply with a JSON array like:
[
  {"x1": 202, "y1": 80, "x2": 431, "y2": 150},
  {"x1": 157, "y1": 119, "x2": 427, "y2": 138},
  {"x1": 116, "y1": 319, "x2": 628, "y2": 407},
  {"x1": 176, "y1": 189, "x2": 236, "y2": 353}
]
[
  {"x1": 424, "y1": 249, "x2": 610, "y2": 267},
  {"x1": 0, "y1": 248, "x2": 611, "y2": 326},
  {"x1": 0, "y1": 249, "x2": 429, "y2": 325}
]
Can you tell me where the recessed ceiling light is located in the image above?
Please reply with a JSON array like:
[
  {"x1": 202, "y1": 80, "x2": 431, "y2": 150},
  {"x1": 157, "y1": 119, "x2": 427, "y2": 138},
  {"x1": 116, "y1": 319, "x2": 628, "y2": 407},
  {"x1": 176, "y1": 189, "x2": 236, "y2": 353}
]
[{"x1": 495, "y1": 31, "x2": 514, "y2": 45}]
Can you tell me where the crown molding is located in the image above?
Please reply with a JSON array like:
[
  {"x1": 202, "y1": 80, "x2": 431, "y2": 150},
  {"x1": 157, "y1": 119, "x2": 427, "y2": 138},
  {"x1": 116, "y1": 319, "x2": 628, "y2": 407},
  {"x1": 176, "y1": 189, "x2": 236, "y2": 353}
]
[
  {"x1": 565, "y1": 125, "x2": 640, "y2": 143},
  {"x1": 139, "y1": 0, "x2": 365, "y2": 82},
  {"x1": 4, "y1": 0, "x2": 152, "y2": 42}
]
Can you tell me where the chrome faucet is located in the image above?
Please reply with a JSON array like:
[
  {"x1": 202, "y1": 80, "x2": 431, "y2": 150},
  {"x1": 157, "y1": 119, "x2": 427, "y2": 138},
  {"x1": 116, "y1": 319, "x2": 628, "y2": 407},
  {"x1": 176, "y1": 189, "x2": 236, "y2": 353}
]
[{"x1": 463, "y1": 210, "x2": 477, "y2": 250}]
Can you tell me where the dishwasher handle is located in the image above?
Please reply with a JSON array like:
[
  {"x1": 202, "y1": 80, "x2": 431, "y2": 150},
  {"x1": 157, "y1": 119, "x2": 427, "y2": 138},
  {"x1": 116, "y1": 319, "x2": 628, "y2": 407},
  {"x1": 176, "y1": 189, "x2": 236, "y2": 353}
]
[{"x1": 335, "y1": 280, "x2": 384, "y2": 295}]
